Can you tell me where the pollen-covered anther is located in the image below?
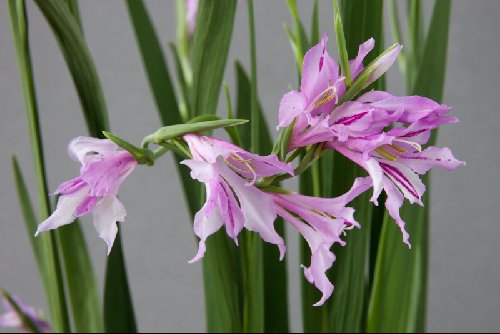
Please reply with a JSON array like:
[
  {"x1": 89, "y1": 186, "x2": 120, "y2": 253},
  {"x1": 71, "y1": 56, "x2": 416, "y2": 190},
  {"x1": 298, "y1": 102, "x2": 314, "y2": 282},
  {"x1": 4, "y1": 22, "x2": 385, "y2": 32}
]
[
  {"x1": 388, "y1": 144, "x2": 406, "y2": 153},
  {"x1": 375, "y1": 146, "x2": 399, "y2": 161},
  {"x1": 311, "y1": 208, "x2": 336, "y2": 220}
]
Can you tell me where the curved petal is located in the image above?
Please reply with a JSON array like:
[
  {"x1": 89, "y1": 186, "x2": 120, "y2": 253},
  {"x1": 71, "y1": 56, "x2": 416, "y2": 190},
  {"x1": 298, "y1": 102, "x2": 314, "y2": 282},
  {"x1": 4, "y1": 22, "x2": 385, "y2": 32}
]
[
  {"x1": 278, "y1": 91, "x2": 307, "y2": 129},
  {"x1": 399, "y1": 146, "x2": 465, "y2": 174},
  {"x1": 35, "y1": 185, "x2": 90, "y2": 236},
  {"x1": 349, "y1": 38, "x2": 375, "y2": 79},
  {"x1": 300, "y1": 33, "x2": 331, "y2": 101},
  {"x1": 81, "y1": 151, "x2": 137, "y2": 197},
  {"x1": 290, "y1": 115, "x2": 333, "y2": 150},
  {"x1": 68, "y1": 136, "x2": 118, "y2": 165},
  {"x1": 380, "y1": 161, "x2": 425, "y2": 205},
  {"x1": 189, "y1": 181, "x2": 225, "y2": 263},
  {"x1": 383, "y1": 179, "x2": 411, "y2": 248},
  {"x1": 181, "y1": 159, "x2": 217, "y2": 183},
  {"x1": 92, "y1": 196, "x2": 126, "y2": 255},
  {"x1": 276, "y1": 207, "x2": 334, "y2": 306},
  {"x1": 220, "y1": 164, "x2": 286, "y2": 259}
]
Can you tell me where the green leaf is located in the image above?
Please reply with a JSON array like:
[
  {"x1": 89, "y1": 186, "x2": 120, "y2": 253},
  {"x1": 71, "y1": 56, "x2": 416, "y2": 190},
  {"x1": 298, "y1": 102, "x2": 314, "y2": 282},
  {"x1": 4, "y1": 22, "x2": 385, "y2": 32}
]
[
  {"x1": 190, "y1": 0, "x2": 237, "y2": 117},
  {"x1": 143, "y1": 119, "x2": 248, "y2": 147},
  {"x1": 57, "y1": 222, "x2": 104, "y2": 332},
  {"x1": 412, "y1": 0, "x2": 451, "y2": 103},
  {"x1": 11, "y1": 157, "x2": 71, "y2": 333},
  {"x1": 8, "y1": 2, "x2": 71, "y2": 331},
  {"x1": 367, "y1": 1, "x2": 452, "y2": 332},
  {"x1": 406, "y1": 0, "x2": 424, "y2": 89},
  {"x1": 34, "y1": 0, "x2": 108, "y2": 137},
  {"x1": 311, "y1": 0, "x2": 319, "y2": 44},
  {"x1": 234, "y1": 62, "x2": 272, "y2": 153},
  {"x1": 125, "y1": 0, "x2": 182, "y2": 126},
  {"x1": 224, "y1": 82, "x2": 243, "y2": 147},
  {"x1": 104, "y1": 234, "x2": 138, "y2": 333},
  {"x1": 333, "y1": 0, "x2": 351, "y2": 87}
]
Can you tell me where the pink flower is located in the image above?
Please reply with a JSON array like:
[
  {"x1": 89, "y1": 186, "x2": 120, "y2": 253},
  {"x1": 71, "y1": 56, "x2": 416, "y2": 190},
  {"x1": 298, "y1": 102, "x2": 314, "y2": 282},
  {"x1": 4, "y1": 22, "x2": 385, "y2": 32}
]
[
  {"x1": 35, "y1": 137, "x2": 137, "y2": 254},
  {"x1": 271, "y1": 177, "x2": 371, "y2": 306},
  {"x1": 0, "y1": 295, "x2": 51, "y2": 333},
  {"x1": 327, "y1": 117, "x2": 465, "y2": 246},
  {"x1": 181, "y1": 134, "x2": 294, "y2": 262},
  {"x1": 279, "y1": 34, "x2": 402, "y2": 150},
  {"x1": 278, "y1": 33, "x2": 345, "y2": 130}
]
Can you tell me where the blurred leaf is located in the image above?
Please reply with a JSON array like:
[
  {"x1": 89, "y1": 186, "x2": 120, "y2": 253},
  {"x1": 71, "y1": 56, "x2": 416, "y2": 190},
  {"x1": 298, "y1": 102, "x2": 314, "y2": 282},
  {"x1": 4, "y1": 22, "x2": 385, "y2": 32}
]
[
  {"x1": 311, "y1": 0, "x2": 319, "y2": 44},
  {"x1": 8, "y1": 1, "x2": 71, "y2": 331},
  {"x1": 367, "y1": 1, "x2": 451, "y2": 332},
  {"x1": 190, "y1": 0, "x2": 237, "y2": 117},
  {"x1": 125, "y1": 0, "x2": 182, "y2": 126}
]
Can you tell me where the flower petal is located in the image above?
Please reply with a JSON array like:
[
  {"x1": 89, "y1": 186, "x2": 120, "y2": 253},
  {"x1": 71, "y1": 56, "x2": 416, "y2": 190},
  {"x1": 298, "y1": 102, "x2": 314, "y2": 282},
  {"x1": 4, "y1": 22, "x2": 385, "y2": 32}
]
[
  {"x1": 181, "y1": 159, "x2": 217, "y2": 183},
  {"x1": 276, "y1": 206, "x2": 334, "y2": 306},
  {"x1": 68, "y1": 136, "x2": 118, "y2": 165},
  {"x1": 362, "y1": 44, "x2": 402, "y2": 89},
  {"x1": 380, "y1": 160, "x2": 425, "y2": 205},
  {"x1": 383, "y1": 179, "x2": 411, "y2": 247},
  {"x1": 278, "y1": 91, "x2": 307, "y2": 129},
  {"x1": 220, "y1": 164, "x2": 286, "y2": 259},
  {"x1": 399, "y1": 146, "x2": 465, "y2": 174},
  {"x1": 349, "y1": 38, "x2": 375, "y2": 79},
  {"x1": 92, "y1": 196, "x2": 126, "y2": 254},
  {"x1": 289, "y1": 114, "x2": 333, "y2": 150},
  {"x1": 35, "y1": 185, "x2": 90, "y2": 236},
  {"x1": 189, "y1": 181, "x2": 225, "y2": 263},
  {"x1": 81, "y1": 151, "x2": 137, "y2": 197},
  {"x1": 300, "y1": 33, "x2": 332, "y2": 101}
]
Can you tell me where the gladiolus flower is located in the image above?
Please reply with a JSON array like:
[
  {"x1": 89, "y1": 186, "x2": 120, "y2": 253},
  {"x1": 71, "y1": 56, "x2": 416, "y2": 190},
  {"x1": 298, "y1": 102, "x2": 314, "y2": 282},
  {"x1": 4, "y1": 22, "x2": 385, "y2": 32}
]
[
  {"x1": 35, "y1": 137, "x2": 137, "y2": 254},
  {"x1": 271, "y1": 177, "x2": 371, "y2": 306},
  {"x1": 181, "y1": 134, "x2": 294, "y2": 262}
]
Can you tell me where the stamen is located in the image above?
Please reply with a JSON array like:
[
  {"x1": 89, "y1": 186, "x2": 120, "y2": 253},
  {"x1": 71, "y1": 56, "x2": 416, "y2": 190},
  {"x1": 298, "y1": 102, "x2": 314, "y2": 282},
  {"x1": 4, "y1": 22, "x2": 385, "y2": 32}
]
[
  {"x1": 388, "y1": 144, "x2": 406, "y2": 153},
  {"x1": 375, "y1": 146, "x2": 399, "y2": 162},
  {"x1": 225, "y1": 152, "x2": 258, "y2": 183},
  {"x1": 313, "y1": 85, "x2": 337, "y2": 109},
  {"x1": 311, "y1": 208, "x2": 336, "y2": 220}
]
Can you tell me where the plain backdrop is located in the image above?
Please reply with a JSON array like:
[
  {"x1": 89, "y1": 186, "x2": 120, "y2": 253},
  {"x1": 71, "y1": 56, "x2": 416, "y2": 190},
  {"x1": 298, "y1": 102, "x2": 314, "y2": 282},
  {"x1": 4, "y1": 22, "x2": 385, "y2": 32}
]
[{"x1": 0, "y1": 1, "x2": 499, "y2": 332}]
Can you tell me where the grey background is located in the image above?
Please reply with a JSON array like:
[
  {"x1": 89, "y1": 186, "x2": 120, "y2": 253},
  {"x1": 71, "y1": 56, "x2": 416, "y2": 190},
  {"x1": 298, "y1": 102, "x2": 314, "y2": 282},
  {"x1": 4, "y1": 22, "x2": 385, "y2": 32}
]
[{"x1": 0, "y1": 0, "x2": 498, "y2": 332}]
